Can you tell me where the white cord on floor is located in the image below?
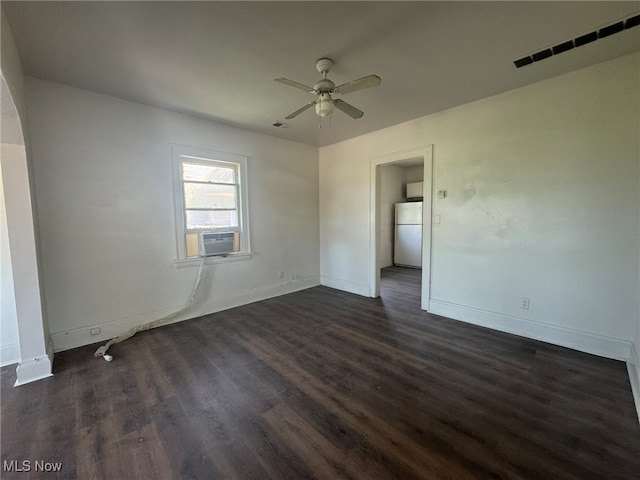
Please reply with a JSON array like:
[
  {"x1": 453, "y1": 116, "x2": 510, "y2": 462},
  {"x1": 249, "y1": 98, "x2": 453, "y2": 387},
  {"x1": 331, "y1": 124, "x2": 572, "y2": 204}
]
[{"x1": 94, "y1": 257, "x2": 208, "y2": 360}]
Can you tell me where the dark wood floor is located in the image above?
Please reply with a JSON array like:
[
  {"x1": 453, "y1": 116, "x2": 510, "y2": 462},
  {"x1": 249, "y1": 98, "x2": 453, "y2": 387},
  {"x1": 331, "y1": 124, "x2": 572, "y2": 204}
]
[{"x1": 2, "y1": 266, "x2": 639, "y2": 479}]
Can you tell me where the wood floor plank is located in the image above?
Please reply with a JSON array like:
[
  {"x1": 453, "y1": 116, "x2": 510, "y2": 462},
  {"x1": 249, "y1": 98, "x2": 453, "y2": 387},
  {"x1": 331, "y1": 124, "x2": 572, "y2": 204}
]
[
  {"x1": 227, "y1": 298, "x2": 591, "y2": 477},
  {"x1": 115, "y1": 423, "x2": 173, "y2": 479},
  {"x1": 262, "y1": 402, "x2": 355, "y2": 480},
  {"x1": 235, "y1": 331, "x2": 479, "y2": 479},
  {"x1": 75, "y1": 416, "x2": 124, "y2": 479},
  {"x1": 1, "y1": 266, "x2": 639, "y2": 479}
]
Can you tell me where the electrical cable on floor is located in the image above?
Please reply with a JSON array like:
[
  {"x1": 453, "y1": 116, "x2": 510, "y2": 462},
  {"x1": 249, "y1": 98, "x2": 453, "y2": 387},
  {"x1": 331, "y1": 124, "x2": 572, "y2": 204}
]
[{"x1": 94, "y1": 256, "x2": 208, "y2": 361}]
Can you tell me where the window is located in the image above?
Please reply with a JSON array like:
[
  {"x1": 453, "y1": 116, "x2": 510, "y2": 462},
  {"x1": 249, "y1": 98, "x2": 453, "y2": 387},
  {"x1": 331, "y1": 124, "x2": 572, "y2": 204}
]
[{"x1": 172, "y1": 146, "x2": 250, "y2": 259}]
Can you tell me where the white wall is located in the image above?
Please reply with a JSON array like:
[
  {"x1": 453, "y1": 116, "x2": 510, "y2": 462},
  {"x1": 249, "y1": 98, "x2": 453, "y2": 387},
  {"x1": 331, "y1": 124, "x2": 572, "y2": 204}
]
[
  {"x1": 0, "y1": 15, "x2": 24, "y2": 365},
  {"x1": 0, "y1": 165, "x2": 19, "y2": 366},
  {"x1": 320, "y1": 53, "x2": 640, "y2": 361},
  {"x1": 26, "y1": 78, "x2": 320, "y2": 351},
  {"x1": 379, "y1": 165, "x2": 404, "y2": 267},
  {"x1": 1, "y1": 10, "x2": 52, "y2": 383},
  {"x1": 633, "y1": 138, "x2": 640, "y2": 419},
  {"x1": 403, "y1": 166, "x2": 424, "y2": 185},
  {"x1": 1, "y1": 9, "x2": 22, "y2": 368},
  {"x1": 1, "y1": 10, "x2": 27, "y2": 136}
]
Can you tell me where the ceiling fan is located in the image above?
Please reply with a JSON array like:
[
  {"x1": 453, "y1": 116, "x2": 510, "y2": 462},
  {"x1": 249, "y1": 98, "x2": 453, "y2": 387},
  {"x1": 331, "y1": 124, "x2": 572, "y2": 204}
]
[{"x1": 275, "y1": 58, "x2": 381, "y2": 120}]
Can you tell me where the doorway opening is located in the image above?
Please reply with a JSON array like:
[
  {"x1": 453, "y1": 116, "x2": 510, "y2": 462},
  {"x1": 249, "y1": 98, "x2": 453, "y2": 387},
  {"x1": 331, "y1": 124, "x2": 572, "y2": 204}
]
[
  {"x1": 369, "y1": 146, "x2": 433, "y2": 310},
  {"x1": 1, "y1": 72, "x2": 53, "y2": 384}
]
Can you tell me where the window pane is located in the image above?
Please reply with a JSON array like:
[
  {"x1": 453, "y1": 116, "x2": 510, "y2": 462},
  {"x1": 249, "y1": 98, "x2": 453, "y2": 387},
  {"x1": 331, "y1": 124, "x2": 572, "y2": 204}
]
[
  {"x1": 181, "y1": 161, "x2": 235, "y2": 183},
  {"x1": 184, "y1": 182, "x2": 237, "y2": 209},
  {"x1": 185, "y1": 233, "x2": 199, "y2": 257},
  {"x1": 186, "y1": 210, "x2": 238, "y2": 230}
]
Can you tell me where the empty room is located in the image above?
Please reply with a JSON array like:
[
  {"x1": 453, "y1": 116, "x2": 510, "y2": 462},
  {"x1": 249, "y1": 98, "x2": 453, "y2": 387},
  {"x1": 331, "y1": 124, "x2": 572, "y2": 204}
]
[{"x1": 1, "y1": 1, "x2": 639, "y2": 478}]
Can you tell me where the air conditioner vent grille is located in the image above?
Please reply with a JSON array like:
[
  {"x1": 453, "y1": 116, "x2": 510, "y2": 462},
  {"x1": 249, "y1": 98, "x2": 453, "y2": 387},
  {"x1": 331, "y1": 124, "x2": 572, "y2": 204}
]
[
  {"x1": 513, "y1": 12, "x2": 640, "y2": 69},
  {"x1": 200, "y1": 232, "x2": 235, "y2": 257}
]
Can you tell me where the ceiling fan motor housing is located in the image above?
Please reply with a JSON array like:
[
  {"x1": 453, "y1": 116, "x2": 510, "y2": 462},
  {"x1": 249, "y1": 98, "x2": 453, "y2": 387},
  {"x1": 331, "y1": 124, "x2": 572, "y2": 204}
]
[
  {"x1": 315, "y1": 58, "x2": 334, "y2": 74},
  {"x1": 314, "y1": 78, "x2": 336, "y2": 93}
]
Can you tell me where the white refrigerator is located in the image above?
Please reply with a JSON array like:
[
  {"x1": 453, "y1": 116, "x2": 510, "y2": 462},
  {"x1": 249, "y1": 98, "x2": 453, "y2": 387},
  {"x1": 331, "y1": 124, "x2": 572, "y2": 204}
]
[{"x1": 394, "y1": 202, "x2": 422, "y2": 268}]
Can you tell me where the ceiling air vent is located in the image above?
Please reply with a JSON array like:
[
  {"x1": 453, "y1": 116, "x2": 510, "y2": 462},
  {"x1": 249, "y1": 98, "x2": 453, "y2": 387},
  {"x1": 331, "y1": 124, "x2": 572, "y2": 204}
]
[
  {"x1": 552, "y1": 40, "x2": 574, "y2": 55},
  {"x1": 574, "y1": 31, "x2": 598, "y2": 47},
  {"x1": 599, "y1": 21, "x2": 624, "y2": 38},
  {"x1": 627, "y1": 14, "x2": 640, "y2": 29},
  {"x1": 513, "y1": 12, "x2": 640, "y2": 68},
  {"x1": 531, "y1": 48, "x2": 552, "y2": 62}
]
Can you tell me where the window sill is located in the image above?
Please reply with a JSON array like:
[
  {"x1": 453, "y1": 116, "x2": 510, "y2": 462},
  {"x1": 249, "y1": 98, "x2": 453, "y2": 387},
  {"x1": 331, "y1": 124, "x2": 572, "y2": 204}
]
[{"x1": 173, "y1": 252, "x2": 253, "y2": 269}]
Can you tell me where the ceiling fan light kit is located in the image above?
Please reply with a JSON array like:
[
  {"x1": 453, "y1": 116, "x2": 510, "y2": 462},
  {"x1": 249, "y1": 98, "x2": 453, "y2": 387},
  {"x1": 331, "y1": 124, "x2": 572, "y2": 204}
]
[
  {"x1": 315, "y1": 93, "x2": 334, "y2": 117},
  {"x1": 275, "y1": 58, "x2": 381, "y2": 123}
]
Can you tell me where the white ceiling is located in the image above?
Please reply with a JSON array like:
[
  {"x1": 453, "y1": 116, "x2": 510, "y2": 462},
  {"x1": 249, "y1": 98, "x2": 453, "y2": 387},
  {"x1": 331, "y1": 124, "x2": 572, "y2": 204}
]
[{"x1": 3, "y1": 1, "x2": 639, "y2": 147}]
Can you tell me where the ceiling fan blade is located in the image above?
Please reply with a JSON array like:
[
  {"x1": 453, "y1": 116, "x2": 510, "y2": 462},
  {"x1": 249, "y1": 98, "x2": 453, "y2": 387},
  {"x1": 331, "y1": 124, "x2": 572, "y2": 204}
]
[
  {"x1": 284, "y1": 101, "x2": 316, "y2": 119},
  {"x1": 334, "y1": 74, "x2": 381, "y2": 95},
  {"x1": 274, "y1": 78, "x2": 315, "y2": 94},
  {"x1": 334, "y1": 99, "x2": 364, "y2": 119}
]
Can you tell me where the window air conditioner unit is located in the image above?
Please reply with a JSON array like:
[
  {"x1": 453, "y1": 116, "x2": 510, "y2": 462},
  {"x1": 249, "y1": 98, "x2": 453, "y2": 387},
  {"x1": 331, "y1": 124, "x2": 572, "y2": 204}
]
[{"x1": 200, "y1": 231, "x2": 235, "y2": 256}]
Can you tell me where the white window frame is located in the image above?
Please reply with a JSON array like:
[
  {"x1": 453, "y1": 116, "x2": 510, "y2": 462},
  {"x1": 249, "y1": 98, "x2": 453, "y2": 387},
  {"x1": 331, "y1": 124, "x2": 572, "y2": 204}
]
[{"x1": 171, "y1": 145, "x2": 251, "y2": 264}]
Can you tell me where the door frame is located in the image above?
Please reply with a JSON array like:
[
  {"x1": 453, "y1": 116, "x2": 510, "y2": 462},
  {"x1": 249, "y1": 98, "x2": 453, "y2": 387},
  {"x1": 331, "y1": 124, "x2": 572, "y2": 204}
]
[{"x1": 369, "y1": 145, "x2": 433, "y2": 310}]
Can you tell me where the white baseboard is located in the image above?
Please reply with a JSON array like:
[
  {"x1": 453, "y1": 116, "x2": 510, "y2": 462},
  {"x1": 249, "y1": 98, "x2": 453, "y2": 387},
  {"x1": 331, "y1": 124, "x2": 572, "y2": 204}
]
[
  {"x1": 320, "y1": 275, "x2": 370, "y2": 297},
  {"x1": 428, "y1": 299, "x2": 639, "y2": 423},
  {"x1": 50, "y1": 304, "x2": 183, "y2": 352},
  {"x1": 428, "y1": 299, "x2": 633, "y2": 361},
  {"x1": 627, "y1": 343, "x2": 640, "y2": 423},
  {"x1": 0, "y1": 343, "x2": 20, "y2": 367},
  {"x1": 203, "y1": 275, "x2": 320, "y2": 314},
  {"x1": 14, "y1": 349, "x2": 53, "y2": 386},
  {"x1": 50, "y1": 276, "x2": 321, "y2": 353}
]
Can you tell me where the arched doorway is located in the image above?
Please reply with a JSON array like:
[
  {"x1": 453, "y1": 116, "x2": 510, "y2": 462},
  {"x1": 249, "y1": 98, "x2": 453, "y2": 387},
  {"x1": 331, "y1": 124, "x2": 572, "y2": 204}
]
[{"x1": 1, "y1": 72, "x2": 52, "y2": 385}]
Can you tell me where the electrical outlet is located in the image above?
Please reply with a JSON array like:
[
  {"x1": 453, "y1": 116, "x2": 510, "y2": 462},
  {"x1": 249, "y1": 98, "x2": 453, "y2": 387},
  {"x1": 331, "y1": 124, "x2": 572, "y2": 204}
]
[
  {"x1": 520, "y1": 298, "x2": 530, "y2": 310},
  {"x1": 90, "y1": 327, "x2": 101, "y2": 336},
  {"x1": 279, "y1": 270, "x2": 285, "y2": 279},
  {"x1": 291, "y1": 273, "x2": 298, "y2": 280}
]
